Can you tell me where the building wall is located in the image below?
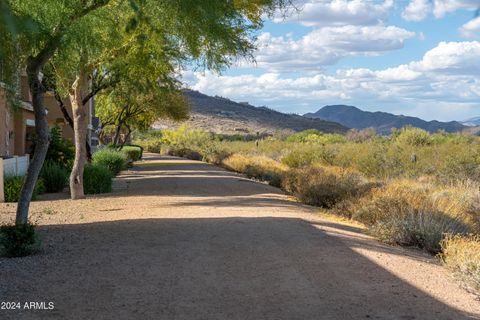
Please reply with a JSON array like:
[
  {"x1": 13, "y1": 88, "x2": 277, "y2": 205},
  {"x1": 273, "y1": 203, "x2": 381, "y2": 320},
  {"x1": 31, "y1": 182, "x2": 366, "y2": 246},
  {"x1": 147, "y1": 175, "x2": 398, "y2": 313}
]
[
  {"x1": 0, "y1": 86, "x2": 16, "y2": 157},
  {"x1": 2, "y1": 73, "x2": 97, "y2": 157},
  {"x1": 44, "y1": 93, "x2": 75, "y2": 141},
  {"x1": 13, "y1": 107, "x2": 35, "y2": 156}
]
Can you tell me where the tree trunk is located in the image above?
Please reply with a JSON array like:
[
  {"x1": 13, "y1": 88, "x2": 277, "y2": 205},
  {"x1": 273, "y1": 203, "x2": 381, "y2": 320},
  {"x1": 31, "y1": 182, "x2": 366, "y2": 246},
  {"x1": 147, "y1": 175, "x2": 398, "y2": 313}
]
[
  {"x1": 16, "y1": 64, "x2": 50, "y2": 225},
  {"x1": 54, "y1": 89, "x2": 93, "y2": 161},
  {"x1": 69, "y1": 72, "x2": 88, "y2": 200},
  {"x1": 54, "y1": 91, "x2": 92, "y2": 161},
  {"x1": 113, "y1": 120, "x2": 124, "y2": 146}
]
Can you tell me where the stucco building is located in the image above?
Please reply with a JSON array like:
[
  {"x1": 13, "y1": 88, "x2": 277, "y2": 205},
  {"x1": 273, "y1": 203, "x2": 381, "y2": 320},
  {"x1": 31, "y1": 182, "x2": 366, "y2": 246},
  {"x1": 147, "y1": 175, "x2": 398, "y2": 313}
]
[{"x1": 0, "y1": 71, "x2": 98, "y2": 158}]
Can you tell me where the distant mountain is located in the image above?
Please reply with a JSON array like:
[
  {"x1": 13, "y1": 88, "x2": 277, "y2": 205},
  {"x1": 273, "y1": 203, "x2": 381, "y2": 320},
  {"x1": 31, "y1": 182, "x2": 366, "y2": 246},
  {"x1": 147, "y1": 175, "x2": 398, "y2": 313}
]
[
  {"x1": 155, "y1": 91, "x2": 348, "y2": 134},
  {"x1": 462, "y1": 116, "x2": 480, "y2": 127},
  {"x1": 304, "y1": 105, "x2": 466, "y2": 134}
]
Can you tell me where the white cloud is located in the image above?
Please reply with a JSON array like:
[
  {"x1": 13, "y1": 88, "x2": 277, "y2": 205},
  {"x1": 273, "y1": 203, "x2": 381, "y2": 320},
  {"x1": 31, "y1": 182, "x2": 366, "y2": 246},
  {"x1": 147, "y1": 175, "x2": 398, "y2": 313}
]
[
  {"x1": 275, "y1": 0, "x2": 393, "y2": 27},
  {"x1": 252, "y1": 26, "x2": 415, "y2": 71},
  {"x1": 184, "y1": 41, "x2": 480, "y2": 120},
  {"x1": 460, "y1": 16, "x2": 480, "y2": 37},
  {"x1": 411, "y1": 41, "x2": 480, "y2": 74},
  {"x1": 433, "y1": 0, "x2": 478, "y2": 18},
  {"x1": 400, "y1": 0, "x2": 478, "y2": 22},
  {"x1": 402, "y1": 0, "x2": 431, "y2": 21}
]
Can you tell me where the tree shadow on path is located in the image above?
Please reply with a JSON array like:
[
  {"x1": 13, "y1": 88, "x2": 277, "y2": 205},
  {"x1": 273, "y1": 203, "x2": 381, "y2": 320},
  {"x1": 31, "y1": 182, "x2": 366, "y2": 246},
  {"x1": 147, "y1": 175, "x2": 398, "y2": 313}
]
[{"x1": 2, "y1": 217, "x2": 477, "y2": 320}]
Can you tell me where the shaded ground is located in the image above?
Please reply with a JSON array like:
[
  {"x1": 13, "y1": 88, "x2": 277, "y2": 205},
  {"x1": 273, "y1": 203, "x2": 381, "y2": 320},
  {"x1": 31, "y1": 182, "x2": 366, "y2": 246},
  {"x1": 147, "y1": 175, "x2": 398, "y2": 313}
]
[{"x1": 0, "y1": 154, "x2": 479, "y2": 319}]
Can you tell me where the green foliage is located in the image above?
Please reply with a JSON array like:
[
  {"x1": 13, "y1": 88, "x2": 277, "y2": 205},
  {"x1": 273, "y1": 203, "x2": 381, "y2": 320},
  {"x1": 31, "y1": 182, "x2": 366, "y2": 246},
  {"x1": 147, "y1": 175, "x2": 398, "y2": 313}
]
[
  {"x1": 4, "y1": 176, "x2": 44, "y2": 202},
  {"x1": 0, "y1": 222, "x2": 40, "y2": 257},
  {"x1": 281, "y1": 146, "x2": 336, "y2": 167},
  {"x1": 394, "y1": 127, "x2": 433, "y2": 146},
  {"x1": 83, "y1": 164, "x2": 113, "y2": 194},
  {"x1": 120, "y1": 145, "x2": 143, "y2": 162},
  {"x1": 286, "y1": 129, "x2": 347, "y2": 144},
  {"x1": 45, "y1": 126, "x2": 75, "y2": 169},
  {"x1": 92, "y1": 149, "x2": 127, "y2": 176},
  {"x1": 40, "y1": 161, "x2": 68, "y2": 193}
]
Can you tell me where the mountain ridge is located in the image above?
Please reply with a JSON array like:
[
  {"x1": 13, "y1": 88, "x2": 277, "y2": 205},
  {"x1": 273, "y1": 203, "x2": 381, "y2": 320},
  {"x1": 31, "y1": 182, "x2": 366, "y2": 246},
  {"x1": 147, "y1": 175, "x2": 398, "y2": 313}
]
[
  {"x1": 155, "y1": 90, "x2": 348, "y2": 134},
  {"x1": 304, "y1": 105, "x2": 467, "y2": 134}
]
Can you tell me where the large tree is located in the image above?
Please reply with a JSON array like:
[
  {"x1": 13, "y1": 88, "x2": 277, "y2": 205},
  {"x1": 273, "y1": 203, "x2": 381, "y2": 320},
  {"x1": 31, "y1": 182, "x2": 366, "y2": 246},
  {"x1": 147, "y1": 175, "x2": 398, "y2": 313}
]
[{"x1": 1, "y1": 0, "x2": 290, "y2": 223}]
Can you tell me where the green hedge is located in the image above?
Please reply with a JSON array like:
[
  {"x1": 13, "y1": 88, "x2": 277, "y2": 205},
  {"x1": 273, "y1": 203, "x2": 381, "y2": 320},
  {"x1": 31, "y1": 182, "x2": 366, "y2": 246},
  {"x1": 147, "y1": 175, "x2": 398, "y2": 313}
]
[
  {"x1": 41, "y1": 161, "x2": 68, "y2": 193},
  {"x1": 83, "y1": 164, "x2": 113, "y2": 194},
  {"x1": 92, "y1": 149, "x2": 127, "y2": 176},
  {"x1": 121, "y1": 145, "x2": 143, "y2": 162}
]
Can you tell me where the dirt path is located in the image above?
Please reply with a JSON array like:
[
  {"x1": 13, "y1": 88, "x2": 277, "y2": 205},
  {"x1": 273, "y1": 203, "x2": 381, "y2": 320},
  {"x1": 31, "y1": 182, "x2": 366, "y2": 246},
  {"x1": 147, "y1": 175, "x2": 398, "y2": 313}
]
[{"x1": 1, "y1": 153, "x2": 479, "y2": 319}]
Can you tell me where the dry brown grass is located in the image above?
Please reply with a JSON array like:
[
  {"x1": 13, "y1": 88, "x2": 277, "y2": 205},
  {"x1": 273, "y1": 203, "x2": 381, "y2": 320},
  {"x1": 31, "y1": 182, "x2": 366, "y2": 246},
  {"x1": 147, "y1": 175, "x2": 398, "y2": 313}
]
[
  {"x1": 441, "y1": 235, "x2": 480, "y2": 296},
  {"x1": 349, "y1": 180, "x2": 476, "y2": 253},
  {"x1": 222, "y1": 154, "x2": 287, "y2": 187}
]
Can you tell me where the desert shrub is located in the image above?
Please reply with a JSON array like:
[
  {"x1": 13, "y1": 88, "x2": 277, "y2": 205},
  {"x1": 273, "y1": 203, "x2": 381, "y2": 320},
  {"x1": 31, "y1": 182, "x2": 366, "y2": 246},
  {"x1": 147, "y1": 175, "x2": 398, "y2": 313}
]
[
  {"x1": 201, "y1": 144, "x2": 231, "y2": 165},
  {"x1": 430, "y1": 183, "x2": 480, "y2": 229},
  {"x1": 92, "y1": 149, "x2": 127, "y2": 176},
  {"x1": 40, "y1": 161, "x2": 68, "y2": 193},
  {"x1": 353, "y1": 180, "x2": 473, "y2": 253},
  {"x1": 438, "y1": 152, "x2": 480, "y2": 182},
  {"x1": 0, "y1": 222, "x2": 40, "y2": 257},
  {"x1": 121, "y1": 145, "x2": 143, "y2": 162},
  {"x1": 370, "y1": 206, "x2": 470, "y2": 253},
  {"x1": 441, "y1": 235, "x2": 480, "y2": 296},
  {"x1": 222, "y1": 154, "x2": 287, "y2": 187},
  {"x1": 4, "y1": 176, "x2": 44, "y2": 202},
  {"x1": 286, "y1": 129, "x2": 347, "y2": 144},
  {"x1": 282, "y1": 166, "x2": 367, "y2": 208},
  {"x1": 346, "y1": 128, "x2": 377, "y2": 142},
  {"x1": 137, "y1": 138, "x2": 163, "y2": 153},
  {"x1": 281, "y1": 146, "x2": 336, "y2": 168},
  {"x1": 394, "y1": 127, "x2": 433, "y2": 146},
  {"x1": 83, "y1": 164, "x2": 113, "y2": 194}
]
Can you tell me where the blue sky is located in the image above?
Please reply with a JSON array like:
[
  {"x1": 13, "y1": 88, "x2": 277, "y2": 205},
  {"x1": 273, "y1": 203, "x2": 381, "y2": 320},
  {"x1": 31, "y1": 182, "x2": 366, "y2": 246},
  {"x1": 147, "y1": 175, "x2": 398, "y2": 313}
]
[{"x1": 184, "y1": 1, "x2": 480, "y2": 121}]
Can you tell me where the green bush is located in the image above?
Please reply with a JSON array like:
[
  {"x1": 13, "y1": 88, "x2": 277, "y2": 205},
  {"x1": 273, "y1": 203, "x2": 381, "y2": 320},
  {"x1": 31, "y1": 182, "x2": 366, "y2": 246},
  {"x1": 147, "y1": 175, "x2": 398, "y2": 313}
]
[
  {"x1": 286, "y1": 129, "x2": 347, "y2": 144},
  {"x1": 121, "y1": 145, "x2": 143, "y2": 161},
  {"x1": 41, "y1": 161, "x2": 68, "y2": 193},
  {"x1": 0, "y1": 222, "x2": 40, "y2": 257},
  {"x1": 4, "y1": 176, "x2": 44, "y2": 203},
  {"x1": 281, "y1": 147, "x2": 335, "y2": 168},
  {"x1": 83, "y1": 164, "x2": 113, "y2": 194},
  {"x1": 395, "y1": 127, "x2": 433, "y2": 146},
  {"x1": 92, "y1": 149, "x2": 127, "y2": 176}
]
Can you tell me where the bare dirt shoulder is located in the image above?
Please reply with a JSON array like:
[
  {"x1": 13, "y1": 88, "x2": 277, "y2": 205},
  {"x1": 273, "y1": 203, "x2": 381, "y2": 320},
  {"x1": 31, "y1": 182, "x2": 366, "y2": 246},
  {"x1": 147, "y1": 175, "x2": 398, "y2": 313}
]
[{"x1": 0, "y1": 153, "x2": 478, "y2": 319}]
